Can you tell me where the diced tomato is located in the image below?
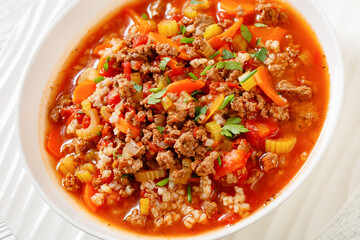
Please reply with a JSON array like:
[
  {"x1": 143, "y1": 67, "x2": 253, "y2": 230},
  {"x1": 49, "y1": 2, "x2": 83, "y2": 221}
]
[
  {"x1": 132, "y1": 35, "x2": 148, "y2": 48},
  {"x1": 59, "y1": 105, "x2": 80, "y2": 123},
  {"x1": 214, "y1": 149, "x2": 251, "y2": 180},
  {"x1": 243, "y1": 58, "x2": 259, "y2": 72},
  {"x1": 132, "y1": 60, "x2": 144, "y2": 70},
  {"x1": 244, "y1": 119, "x2": 279, "y2": 149},
  {"x1": 106, "y1": 89, "x2": 120, "y2": 108},
  {"x1": 122, "y1": 61, "x2": 132, "y2": 80},
  {"x1": 82, "y1": 115, "x2": 91, "y2": 129},
  {"x1": 167, "y1": 67, "x2": 186, "y2": 77},
  {"x1": 142, "y1": 82, "x2": 154, "y2": 97},
  {"x1": 171, "y1": 13, "x2": 183, "y2": 22},
  {"x1": 101, "y1": 124, "x2": 112, "y2": 137},
  {"x1": 149, "y1": 143, "x2": 160, "y2": 153},
  {"x1": 97, "y1": 139, "x2": 112, "y2": 150},
  {"x1": 99, "y1": 59, "x2": 121, "y2": 77}
]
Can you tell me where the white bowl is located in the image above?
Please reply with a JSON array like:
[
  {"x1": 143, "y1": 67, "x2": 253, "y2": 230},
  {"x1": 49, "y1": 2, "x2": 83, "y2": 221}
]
[{"x1": 17, "y1": 0, "x2": 344, "y2": 239}]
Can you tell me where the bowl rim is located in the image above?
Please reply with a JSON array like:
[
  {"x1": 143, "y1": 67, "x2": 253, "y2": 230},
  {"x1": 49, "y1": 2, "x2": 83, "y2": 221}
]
[{"x1": 16, "y1": 0, "x2": 344, "y2": 239}]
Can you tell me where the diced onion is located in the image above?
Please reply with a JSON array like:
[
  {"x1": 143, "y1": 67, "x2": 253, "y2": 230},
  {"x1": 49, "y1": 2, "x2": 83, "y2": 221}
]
[
  {"x1": 134, "y1": 169, "x2": 167, "y2": 182},
  {"x1": 265, "y1": 137, "x2": 297, "y2": 154},
  {"x1": 123, "y1": 139, "x2": 141, "y2": 157},
  {"x1": 205, "y1": 138, "x2": 215, "y2": 147}
]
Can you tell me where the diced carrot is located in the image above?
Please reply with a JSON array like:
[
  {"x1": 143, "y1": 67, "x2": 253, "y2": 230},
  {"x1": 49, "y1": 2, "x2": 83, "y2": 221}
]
[
  {"x1": 47, "y1": 126, "x2": 63, "y2": 158},
  {"x1": 253, "y1": 66, "x2": 288, "y2": 107},
  {"x1": 208, "y1": 20, "x2": 243, "y2": 49},
  {"x1": 203, "y1": 94, "x2": 225, "y2": 123},
  {"x1": 128, "y1": 10, "x2": 151, "y2": 34},
  {"x1": 72, "y1": 80, "x2": 96, "y2": 105},
  {"x1": 116, "y1": 117, "x2": 141, "y2": 138},
  {"x1": 92, "y1": 42, "x2": 112, "y2": 57},
  {"x1": 83, "y1": 183, "x2": 99, "y2": 213},
  {"x1": 215, "y1": 43, "x2": 232, "y2": 61},
  {"x1": 248, "y1": 26, "x2": 287, "y2": 47},
  {"x1": 214, "y1": 149, "x2": 251, "y2": 180},
  {"x1": 220, "y1": 0, "x2": 254, "y2": 16},
  {"x1": 148, "y1": 32, "x2": 193, "y2": 60},
  {"x1": 165, "y1": 79, "x2": 206, "y2": 95}
]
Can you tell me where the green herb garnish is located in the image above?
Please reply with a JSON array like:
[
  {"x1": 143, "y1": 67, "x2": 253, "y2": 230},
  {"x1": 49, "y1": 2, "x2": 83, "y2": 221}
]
[
  {"x1": 220, "y1": 117, "x2": 249, "y2": 138},
  {"x1": 201, "y1": 65, "x2": 213, "y2": 75},
  {"x1": 188, "y1": 72, "x2": 199, "y2": 80},
  {"x1": 157, "y1": 126, "x2": 165, "y2": 134},
  {"x1": 256, "y1": 38, "x2": 262, "y2": 47},
  {"x1": 239, "y1": 69, "x2": 258, "y2": 83},
  {"x1": 187, "y1": 185, "x2": 192, "y2": 203},
  {"x1": 250, "y1": 47, "x2": 268, "y2": 63},
  {"x1": 132, "y1": 81, "x2": 143, "y2": 92},
  {"x1": 94, "y1": 76, "x2": 105, "y2": 83},
  {"x1": 148, "y1": 88, "x2": 167, "y2": 105},
  {"x1": 241, "y1": 24, "x2": 252, "y2": 43},
  {"x1": 190, "y1": 0, "x2": 203, "y2": 4},
  {"x1": 255, "y1": 23, "x2": 267, "y2": 27},
  {"x1": 216, "y1": 61, "x2": 242, "y2": 70},
  {"x1": 218, "y1": 94, "x2": 235, "y2": 110},
  {"x1": 209, "y1": 50, "x2": 220, "y2": 59},
  {"x1": 194, "y1": 106, "x2": 207, "y2": 122},
  {"x1": 217, "y1": 154, "x2": 222, "y2": 167},
  {"x1": 166, "y1": 76, "x2": 171, "y2": 84},
  {"x1": 180, "y1": 38, "x2": 195, "y2": 44},
  {"x1": 149, "y1": 87, "x2": 162, "y2": 93},
  {"x1": 221, "y1": 49, "x2": 236, "y2": 60},
  {"x1": 159, "y1": 57, "x2": 171, "y2": 71},
  {"x1": 156, "y1": 178, "x2": 169, "y2": 186},
  {"x1": 78, "y1": 110, "x2": 85, "y2": 114},
  {"x1": 141, "y1": 13, "x2": 148, "y2": 19},
  {"x1": 179, "y1": 25, "x2": 186, "y2": 35}
]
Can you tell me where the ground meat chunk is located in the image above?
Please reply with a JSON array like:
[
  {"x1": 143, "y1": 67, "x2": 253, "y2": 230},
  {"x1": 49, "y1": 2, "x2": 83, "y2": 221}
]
[
  {"x1": 126, "y1": 43, "x2": 156, "y2": 61},
  {"x1": 156, "y1": 43, "x2": 178, "y2": 57},
  {"x1": 196, "y1": 152, "x2": 217, "y2": 176},
  {"x1": 276, "y1": 80, "x2": 312, "y2": 100},
  {"x1": 62, "y1": 172, "x2": 80, "y2": 192},
  {"x1": 269, "y1": 105, "x2": 290, "y2": 122},
  {"x1": 113, "y1": 156, "x2": 143, "y2": 176},
  {"x1": 206, "y1": 67, "x2": 223, "y2": 81},
  {"x1": 192, "y1": 36, "x2": 208, "y2": 52},
  {"x1": 171, "y1": 169, "x2": 188, "y2": 182},
  {"x1": 126, "y1": 209, "x2": 147, "y2": 227},
  {"x1": 174, "y1": 132, "x2": 198, "y2": 157},
  {"x1": 218, "y1": 19, "x2": 233, "y2": 28},
  {"x1": 255, "y1": 3, "x2": 288, "y2": 25},
  {"x1": 189, "y1": 14, "x2": 216, "y2": 37},
  {"x1": 61, "y1": 138, "x2": 96, "y2": 155},
  {"x1": 116, "y1": 78, "x2": 137, "y2": 104},
  {"x1": 224, "y1": 173, "x2": 238, "y2": 184},
  {"x1": 293, "y1": 103, "x2": 319, "y2": 131},
  {"x1": 156, "y1": 150, "x2": 176, "y2": 169},
  {"x1": 149, "y1": 0, "x2": 165, "y2": 18},
  {"x1": 202, "y1": 200, "x2": 218, "y2": 216},
  {"x1": 179, "y1": 45, "x2": 199, "y2": 59},
  {"x1": 140, "y1": 62, "x2": 161, "y2": 74},
  {"x1": 50, "y1": 94, "x2": 72, "y2": 122},
  {"x1": 167, "y1": 101, "x2": 196, "y2": 124},
  {"x1": 260, "y1": 153, "x2": 279, "y2": 171}
]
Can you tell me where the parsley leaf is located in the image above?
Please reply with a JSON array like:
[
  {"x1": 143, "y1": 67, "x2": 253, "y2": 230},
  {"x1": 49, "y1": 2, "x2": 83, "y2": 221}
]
[
  {"x1": 217, "y1": 61, "x2": 243, "y2": 70},
  {"x1": 221, "y1": 49, "x2": 236, "y2": 60},
  {"x1": 217, "y1": 153, "x2": 222, "y2": 167},
  {"x1": 255, "y1": 23, "x2": 267, "y2": 27},
  {"x1": 191, "y1": 90, "x2": 206, "y2": 97},
  {"x1": 78, "y1": 110, "x2": 84, "y2": 114},
  {"x1": 166, "y1": 76, "x2": 171, "y2": 84},
  {"x1": 256, "y1": 38, "x2": 262, "y2": 46},
  {"x1": 156, "y1": 178, "x2": 169, "y2": 186},
  {"x1": 218, "y1": 94, "x2": 235, "y2": 110},
  {"x1": 201, "y1": 65, "x2": 213, "y2": 75},
  {"x1": 141, "y1": 13, "x2": 148, "y2": 19},
  {"x1": 209, "y1": 50, "x2": 220, "y2": 59},
  {"x1": 241, "y1": 24, "x2": 252, "y2": 43},
  {"x1": 220, "y1": 117, "x2": 248, "y2": 138},
  {"x1": 179, "y1": 25, "x2": 186, "y2": 35},
  {"x1": 157, "y1": 126, "x2": 165, "y2": 134},
  {"x1": 103, "y1": 62, "x2": 109, "y2": 72},
  {"x1": 188, "y1": 72, "x2": 198, "y2": 80},
  {"x1": 180, "y1": 38, "x2": 195, "y2": 44},
  {"x1": 239, "y1": 69, "x2": 258, "y2": 83},
  {"x1": 250, "y1": 47, "x2": 268, "y2": 63},
  {"x1": 159, "y1": 57, "x2": 171, "y2": 71},
  {"x1": 132, "y1": 81, "x2": 143, "y2": 92},
  {"x1": 190, "y1": 0, "x2": 203, "y2": 4},
  {"x1": 149, "y1": 87, "x2": 162, "y2": 93},
  {"x1": 194, "y1": 106, "x2": 207, "y2": 122},
  {"x1": 148, "y1": 88, "x2": 167, "y2": 105},
  {"x1": 94, "y1": 76, "x2": 105, "y2": 83},
  {"x1": 187, "y1": 185, "x2": 192, "y2": 203}
]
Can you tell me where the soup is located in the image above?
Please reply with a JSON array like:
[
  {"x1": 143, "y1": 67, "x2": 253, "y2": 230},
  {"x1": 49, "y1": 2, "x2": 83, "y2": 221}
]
[{"x1": 45, "y1": 0, "x2": 329, "y2": 236}]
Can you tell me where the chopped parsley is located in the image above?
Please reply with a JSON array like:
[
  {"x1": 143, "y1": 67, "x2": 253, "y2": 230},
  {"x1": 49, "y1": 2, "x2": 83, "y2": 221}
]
[
  {"x1": 217, "y1": 154, "x2": 222, "y2": 167},
  {"x1": 218, "y1": 94, "x2": 235, "y2": 110},
  {"x1": 148, "y1": 88, "x2": 167, "y2": 104},
  {"x1": 190, "y1": 0, "x2": 203, "y2": 4},
  {"x1": 241, "y1": 24, "x2": 252, "y2": 43},
  {"x1": 221, "y1": 49, "x2": 236, "y2": 60},
  {"x1": 166, "y1": 76, "x2": 171, "y2": 84},
  {"x1": 220, "y1": 117, "x2": 249, "y2": 138},
  {"x1": 121, "y1": 174, "x2": 130, "y2": 178},
  {"x1": 78, "y1": 110, "x2": 84, "y2": 114},
  {"x1": 141, "y1": 13, "x2": 148, "y2": 19},
  {"x1": 94, "y1": 76, "x2": 105, "y2": 83},
  {"x1": 216, "y1": 61, "x2": 242, "y2": 70},
  {"x1": 159, "y1": 57, "x2": 171, "y2": 71},
  {"x1": 180, "y1": 38, "x2": 195, "y2": 44},
  {"x1": 113, "y1": 150, "x2": 122, "y2": 158},
  {"x1": 156, "y1": 178, "x2": 169, "y2": 187},
  {"x1": 188, "y1": 72, "x2": 199, "y2": 80},
  {"x1": 209, "y1": 50, "x2": 220, "y2": 59},
  {"x1": 157, "y1": 126, "x2": 165, "y2": 134},
  {"x1": 250, "y1": 47, "x2": 268, "y2": 63},
  {"x1": 103, "y1": 57, "x2": 110, "y2": 72},
  {"x1": 132, "y1": 81, "x2": 143, "y2": 92},
  {"x1": 191, "y1": 90, "x2": 206, "y2": 97},
  {"x1": 256, "y1": 38, "x2": 262, "y2": 46},
  {"x1": 187, "y1": 185, "x2": 192, "y2": 203},
  {"x1": 149, "y1": 87, "x2": 162, "y2": 93},
  {"x1": 96, "y1": 131, "x2": 102, "y2": 136},
  {"x1": 179, "y1": 25, "x2": 186, "y2": 35},
  {"x1": 239, "y1": 69, "x2": 258, "y2": 83},
  {"x1": 201, "y1": 65, "x2": 213, "y2": 75},
  {"x1": 194, "y1": 106, "x2": 207, "y2": 122},
  {"x1": 255, "y1": 23, "x2": 267, "y2": 27}
]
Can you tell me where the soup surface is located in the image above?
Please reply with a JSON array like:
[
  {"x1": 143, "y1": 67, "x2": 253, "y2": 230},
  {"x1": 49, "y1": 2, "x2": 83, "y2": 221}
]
[{"x1": 45, "y1": 0, "x2": 329, "y2": 236}]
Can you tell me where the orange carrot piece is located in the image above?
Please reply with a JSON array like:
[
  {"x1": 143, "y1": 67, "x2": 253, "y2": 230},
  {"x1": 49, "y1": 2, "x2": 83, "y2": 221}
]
[
  {"x1": 208, "y1": 19, "x2": 243, "y2": 49},
  {"x1": 72, "y1": 80, "x2": 96, "y2": 105},
  {"x1": 92, "y1": 42, "x2": 112, "y2": 57},
  {"x1": 165, "y1": 79, "x2": 205, "y2": 95},
  {"x1": 47, "y1": 127, "x2": 63, "y2": 158},
  {"x1": 248, "y1": 26, "x2": 287, "y2": 47},
  {"x1": 128, "y1": 10, "x2": 151, "y2": 34},
  {"x1": 97, "y1": 56, "x2": 107, "y2": 72},
  {"x1": 216, "y1": 43, "x2": 232, "y2": 61},
  {"x1": 116, "y1": 118, "x2": 141, "y2": 138},
  {"x1": 148, "y1": 32, "x2": 192, "y2": 60},
  {"x1": 203, "y1": 94, "x2": 225, "y2": 123},
  {"x1": 83, "y1": 183, "x2": 99, "y2": 213},
  {"x1": 220, "y1": 0, "x2": 255, "y2": 16},
  {"x1": 253, "y1": 66, "x2": 288, "y2": 107}
]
